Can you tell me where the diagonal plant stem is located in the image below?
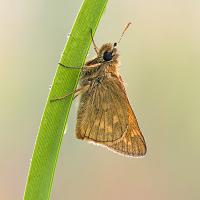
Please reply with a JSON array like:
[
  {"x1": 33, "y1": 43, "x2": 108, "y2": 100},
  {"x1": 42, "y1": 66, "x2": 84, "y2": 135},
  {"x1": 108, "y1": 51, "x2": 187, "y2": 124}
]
[{"x1": 24, "y1": 0, "x2": 109, "y2": 199}]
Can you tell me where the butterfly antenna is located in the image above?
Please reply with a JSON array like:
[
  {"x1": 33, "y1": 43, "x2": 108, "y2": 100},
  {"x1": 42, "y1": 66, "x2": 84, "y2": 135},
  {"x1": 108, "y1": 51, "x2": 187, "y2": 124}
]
[
  {"x1": 90, "y1": 28, "x2": 99, "y2": 54},
  {"x1": 117, "y1": 22, "x2": 132, "y2": 44}
]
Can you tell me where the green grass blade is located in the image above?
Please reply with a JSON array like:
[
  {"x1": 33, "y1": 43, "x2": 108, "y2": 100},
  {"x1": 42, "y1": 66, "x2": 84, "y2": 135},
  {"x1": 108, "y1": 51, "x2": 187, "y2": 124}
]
[{"x1": 24, "y1": 0, "x2": 108, "y2": 199}]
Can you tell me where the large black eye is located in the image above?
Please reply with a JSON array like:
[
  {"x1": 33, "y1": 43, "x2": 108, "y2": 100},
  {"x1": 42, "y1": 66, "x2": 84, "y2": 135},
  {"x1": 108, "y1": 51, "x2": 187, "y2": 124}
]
[{"x1": 103, "y1": 51, "x2": 112, "y2": 61}]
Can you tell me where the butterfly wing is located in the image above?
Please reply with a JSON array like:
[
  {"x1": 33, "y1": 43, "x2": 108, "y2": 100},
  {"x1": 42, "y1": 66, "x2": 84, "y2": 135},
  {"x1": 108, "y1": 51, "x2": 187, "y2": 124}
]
[
  {"x1": 76, "y1": 75, "x2": 146, "y2": 157},
  {"x1": 108, "y1": 100, "x2": 147, "y2": 157},
  {"x1": 76, "y1": 76, "x2": 129, "y2": 143}
]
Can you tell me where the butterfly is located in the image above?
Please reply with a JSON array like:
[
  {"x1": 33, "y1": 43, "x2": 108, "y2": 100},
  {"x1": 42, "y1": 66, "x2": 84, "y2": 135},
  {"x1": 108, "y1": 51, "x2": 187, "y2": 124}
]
[{"x1": 52, "y1": 23, "x2": 147, "y2": 157}]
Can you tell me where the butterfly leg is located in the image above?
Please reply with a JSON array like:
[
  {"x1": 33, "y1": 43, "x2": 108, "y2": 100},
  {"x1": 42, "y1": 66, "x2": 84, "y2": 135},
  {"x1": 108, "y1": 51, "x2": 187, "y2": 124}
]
[
  {"x1": 90, "y1": 28, "x2": 99, "y2": 55},
  {"x1": 59, "y1": 62, "x2": 101, "y2": 71},
  {"x1": 50, "y1": 85, "x2": 90, "y2": 103},
  {"x1": 58, "y1": 63, "x2": 82, "y2": 70}
]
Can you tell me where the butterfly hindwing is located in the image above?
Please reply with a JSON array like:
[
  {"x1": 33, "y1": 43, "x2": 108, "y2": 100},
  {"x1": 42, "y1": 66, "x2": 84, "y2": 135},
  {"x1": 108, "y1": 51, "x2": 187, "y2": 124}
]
[{"x1": 108, "y1": 103, "x2": 147, "y2": 157}]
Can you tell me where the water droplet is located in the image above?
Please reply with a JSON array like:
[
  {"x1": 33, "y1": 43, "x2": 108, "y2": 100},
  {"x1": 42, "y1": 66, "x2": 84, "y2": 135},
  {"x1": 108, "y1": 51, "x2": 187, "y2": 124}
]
[{"x1": 64, "y1": 125, "x2": 68, "y2": 135}]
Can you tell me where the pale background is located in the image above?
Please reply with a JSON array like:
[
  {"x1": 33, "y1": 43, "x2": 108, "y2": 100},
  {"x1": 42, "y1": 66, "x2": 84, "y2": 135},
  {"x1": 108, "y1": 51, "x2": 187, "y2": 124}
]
[{"x1": 0, "y1": 0, "x2": 200, "y2": 199}]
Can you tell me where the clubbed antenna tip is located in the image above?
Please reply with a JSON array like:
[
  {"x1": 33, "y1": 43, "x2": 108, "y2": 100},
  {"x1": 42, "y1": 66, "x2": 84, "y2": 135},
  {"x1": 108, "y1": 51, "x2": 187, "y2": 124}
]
[{"x1": 118, "y1": 22, "x2": 132, "y2": 44}]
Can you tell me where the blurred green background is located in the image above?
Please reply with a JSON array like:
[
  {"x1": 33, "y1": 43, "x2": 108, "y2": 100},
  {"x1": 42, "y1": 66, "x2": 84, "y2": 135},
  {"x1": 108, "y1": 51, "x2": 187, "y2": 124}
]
[{"x1": 1, "y1": 0, "x2": 200, "y2": 199}]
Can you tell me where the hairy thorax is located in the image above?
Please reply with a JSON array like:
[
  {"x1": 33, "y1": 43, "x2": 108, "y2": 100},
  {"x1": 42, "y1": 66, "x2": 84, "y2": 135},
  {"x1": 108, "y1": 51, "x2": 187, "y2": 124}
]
[{"x1": 80, "y1": 62, "x2": 120, "y2": 88}]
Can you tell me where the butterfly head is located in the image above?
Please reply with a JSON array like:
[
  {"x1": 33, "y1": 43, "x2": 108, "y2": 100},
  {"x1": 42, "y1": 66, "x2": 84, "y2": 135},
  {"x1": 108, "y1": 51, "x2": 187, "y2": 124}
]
[
  {"x1": 86, "y1": 23, "x2": 131, "y2": 66},
  {"x1": 98, "y1": 42, "x2": 119, "y2": 63}
]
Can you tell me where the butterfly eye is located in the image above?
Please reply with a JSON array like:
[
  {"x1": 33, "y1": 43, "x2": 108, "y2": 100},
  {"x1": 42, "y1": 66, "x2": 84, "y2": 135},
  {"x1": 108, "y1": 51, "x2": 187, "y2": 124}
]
[{"x1": 103, "y1": 51, "x2": 112, "y2": 61}]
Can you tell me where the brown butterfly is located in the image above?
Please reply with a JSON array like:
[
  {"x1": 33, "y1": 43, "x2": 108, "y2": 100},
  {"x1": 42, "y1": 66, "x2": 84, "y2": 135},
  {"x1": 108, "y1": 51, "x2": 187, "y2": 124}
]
[{"x1": 53, "y1": 23, "x2": 147, "y2": 157}]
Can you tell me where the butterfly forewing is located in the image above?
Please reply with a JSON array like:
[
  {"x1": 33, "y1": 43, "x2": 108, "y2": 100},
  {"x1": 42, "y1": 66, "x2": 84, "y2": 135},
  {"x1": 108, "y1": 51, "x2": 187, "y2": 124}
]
[{"x1": 76, "y1": 76, "x2": 129, "y2": 143}]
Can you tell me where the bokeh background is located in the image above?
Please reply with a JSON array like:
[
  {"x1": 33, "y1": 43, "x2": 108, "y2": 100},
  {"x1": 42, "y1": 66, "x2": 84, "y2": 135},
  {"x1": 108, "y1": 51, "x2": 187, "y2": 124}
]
[{"x1": 1, "y1": 0, "x2": 200, "y2": 199}]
